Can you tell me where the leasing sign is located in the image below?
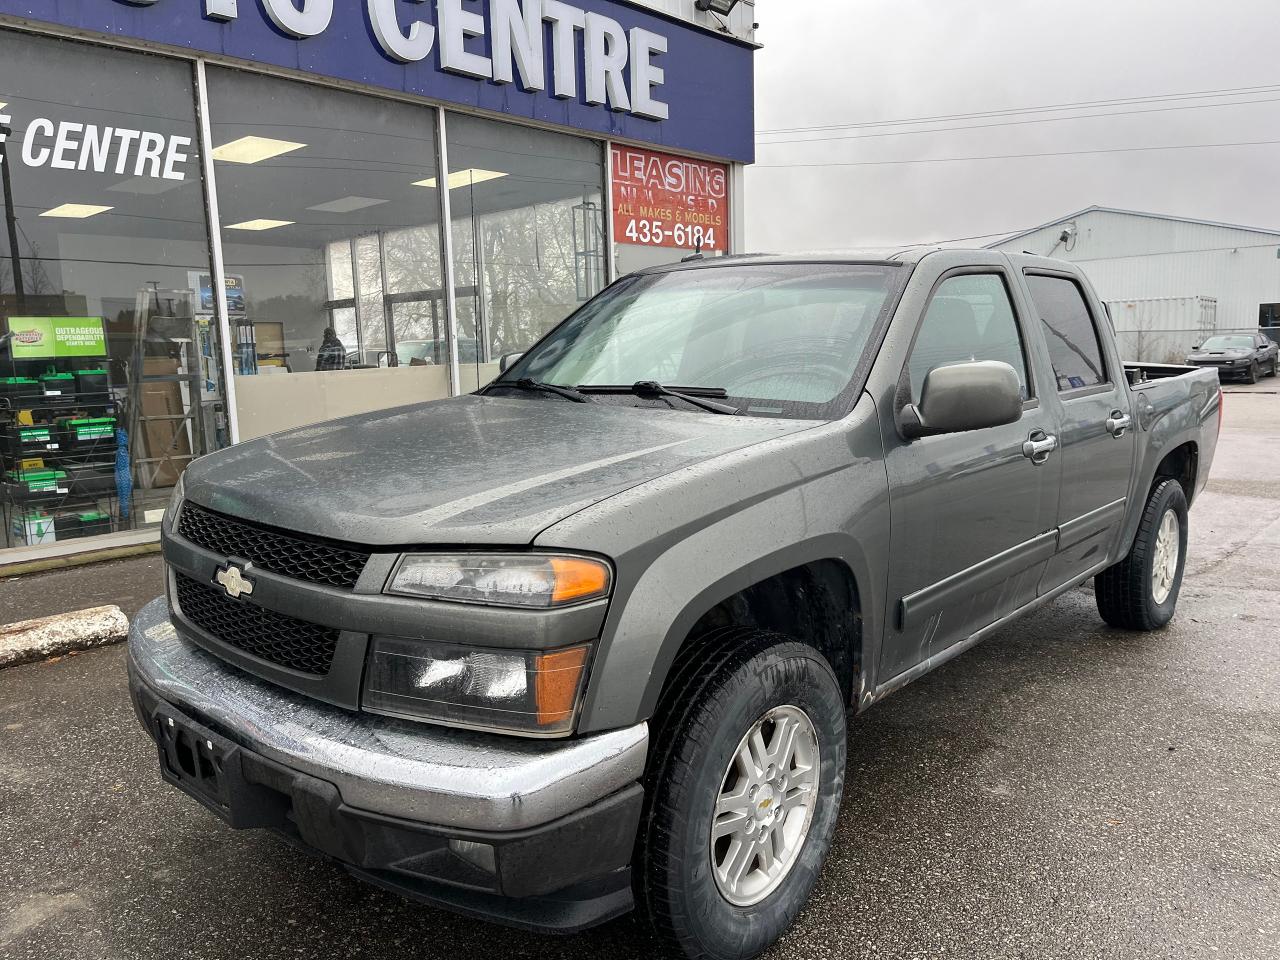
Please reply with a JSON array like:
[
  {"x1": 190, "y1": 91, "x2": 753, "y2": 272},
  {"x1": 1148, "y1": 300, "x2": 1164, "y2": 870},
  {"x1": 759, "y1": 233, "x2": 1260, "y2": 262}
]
[{"x1": 611, "y1": 145, "x2": 728, "y2": 251}]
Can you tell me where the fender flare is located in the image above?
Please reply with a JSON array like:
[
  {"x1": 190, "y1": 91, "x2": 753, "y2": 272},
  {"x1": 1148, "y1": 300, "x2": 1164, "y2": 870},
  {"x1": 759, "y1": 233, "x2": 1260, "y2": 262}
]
[
  {"x1": 1117, "y1": 391, "x2": 1212, "y2": 555},
  {"x1": 575, "y1": 525, "x2": 882, "y2": 734}
]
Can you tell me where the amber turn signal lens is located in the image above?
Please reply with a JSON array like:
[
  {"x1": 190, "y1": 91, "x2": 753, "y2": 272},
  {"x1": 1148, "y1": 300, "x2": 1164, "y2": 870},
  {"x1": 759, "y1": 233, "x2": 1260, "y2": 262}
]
[
  {"x1": 534, "y1": 645, "x2": 591, "y2": 727},
  {"x1": 549, "y1": 557, "x2": 611, "y2": 605}
]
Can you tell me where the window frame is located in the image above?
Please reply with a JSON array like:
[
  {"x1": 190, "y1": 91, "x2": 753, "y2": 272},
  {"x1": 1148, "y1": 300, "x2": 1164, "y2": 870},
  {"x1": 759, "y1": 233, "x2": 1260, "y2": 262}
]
[
  {"x1": 899, "y1": 265, "x2": 1039, "y2": 412},
  {"x1": 1022, "y1": 268, "x2": 1113, "y2": 400}
]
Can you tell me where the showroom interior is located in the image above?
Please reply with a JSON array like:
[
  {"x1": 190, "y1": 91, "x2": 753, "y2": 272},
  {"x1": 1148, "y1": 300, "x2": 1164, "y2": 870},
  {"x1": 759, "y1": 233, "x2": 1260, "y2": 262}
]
[{"x1": 0, "y1": 0, "x2": 755, "y2": 559}]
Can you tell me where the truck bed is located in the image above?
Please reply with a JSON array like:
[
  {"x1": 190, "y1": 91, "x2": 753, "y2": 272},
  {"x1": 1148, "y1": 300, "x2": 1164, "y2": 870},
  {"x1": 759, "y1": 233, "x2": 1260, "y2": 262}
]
[{"x1": 1124, "y1": 360, "x2": 1207, "y2": 387}]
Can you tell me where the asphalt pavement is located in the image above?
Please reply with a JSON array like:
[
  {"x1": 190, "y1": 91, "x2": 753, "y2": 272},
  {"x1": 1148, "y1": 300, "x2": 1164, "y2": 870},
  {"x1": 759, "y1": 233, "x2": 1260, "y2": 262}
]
[{"x1": 1, "y1": 395, "x2": 1277, "y2": 960}]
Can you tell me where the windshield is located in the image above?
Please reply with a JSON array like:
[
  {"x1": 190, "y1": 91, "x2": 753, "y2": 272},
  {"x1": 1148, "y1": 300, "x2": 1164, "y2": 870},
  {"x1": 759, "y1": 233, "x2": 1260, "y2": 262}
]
[
  {"x1": 498, "y1": 262, "x2": 902, "y2": 419},
  {"x1": 1199, "y1": 335, "x2": 1254, "y2": 351}
]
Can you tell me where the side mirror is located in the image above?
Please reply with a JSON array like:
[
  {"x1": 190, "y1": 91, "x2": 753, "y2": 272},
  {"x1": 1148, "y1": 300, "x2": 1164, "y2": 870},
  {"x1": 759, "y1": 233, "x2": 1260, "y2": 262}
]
[
  {"x1": 498, "y1": 352, "x2": 523, "y2": 373},
  {"x1": 1192, "y1": 342, "x2": 1202, "y2": 350},
  {"x1": 898, "y1": 361, "x2": 1023, "y2": 440}
]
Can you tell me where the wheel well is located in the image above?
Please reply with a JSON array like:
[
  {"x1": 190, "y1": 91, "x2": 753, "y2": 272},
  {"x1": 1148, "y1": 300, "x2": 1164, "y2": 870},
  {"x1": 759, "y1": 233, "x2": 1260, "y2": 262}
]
[
  {"x1": 680, "y1": 560, "x2": 861, "y2": 706},
  {"x1": 1153, "y1": 442, "x2": 1199, "y2": 504}
]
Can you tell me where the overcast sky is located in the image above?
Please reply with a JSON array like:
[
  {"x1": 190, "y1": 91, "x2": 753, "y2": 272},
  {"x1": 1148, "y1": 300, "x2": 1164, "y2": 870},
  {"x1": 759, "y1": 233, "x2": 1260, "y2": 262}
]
[{"x1": 744, "y1": 0, "x2": 1280, "y2": 250}]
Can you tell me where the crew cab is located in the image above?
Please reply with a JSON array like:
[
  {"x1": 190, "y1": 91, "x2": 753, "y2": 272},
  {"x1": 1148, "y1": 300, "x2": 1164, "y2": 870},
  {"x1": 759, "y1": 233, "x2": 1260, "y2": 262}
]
[{"x1": 128, "y1": 249, "x2": 1220, "y2": 960}]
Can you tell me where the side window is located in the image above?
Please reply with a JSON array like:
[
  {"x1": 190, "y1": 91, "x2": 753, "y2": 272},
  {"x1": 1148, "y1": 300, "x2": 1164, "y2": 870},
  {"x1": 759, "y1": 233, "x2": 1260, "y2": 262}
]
[
  {"x1": 1025, "y1": 274, "x2": 1109, "y2": 392},
  {"x1": 908, "y1": 273, "x2": 1030, "y2": 403}
]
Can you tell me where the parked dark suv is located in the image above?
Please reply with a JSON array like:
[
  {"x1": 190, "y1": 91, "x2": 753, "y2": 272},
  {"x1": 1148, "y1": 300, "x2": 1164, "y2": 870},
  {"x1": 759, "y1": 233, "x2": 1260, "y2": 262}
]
[{"x1": 1187, "y1": 332, "x2": 1279, "y2": 383}]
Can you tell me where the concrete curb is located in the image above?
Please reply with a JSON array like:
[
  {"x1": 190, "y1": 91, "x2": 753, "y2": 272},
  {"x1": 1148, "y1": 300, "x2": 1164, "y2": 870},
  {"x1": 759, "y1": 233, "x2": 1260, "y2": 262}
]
[
  {"x1": 0, "y1": 540, "x2": 160, "y2": 579},
  {"x1": 0, "y1": 605, "x2": 130, "y2": 669}
]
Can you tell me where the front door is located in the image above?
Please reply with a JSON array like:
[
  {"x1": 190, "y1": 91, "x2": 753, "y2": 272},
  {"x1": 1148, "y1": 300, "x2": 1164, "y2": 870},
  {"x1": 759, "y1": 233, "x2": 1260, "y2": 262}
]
[
  {"x1": 881, "y1": 269, "x2": 1062, "y2": 681},
  {"x1": 1021, "y1": 271, "x2": 1137, "y2": 592}
]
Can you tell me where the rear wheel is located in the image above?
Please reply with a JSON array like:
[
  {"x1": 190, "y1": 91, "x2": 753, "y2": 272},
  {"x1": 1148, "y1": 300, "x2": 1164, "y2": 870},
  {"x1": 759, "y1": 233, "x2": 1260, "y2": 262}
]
[
  {"x1": 1095, "y1": 478, "x2": 1188, "y2": 630},
  {"x1": 636, "y1": 629, "x2": 847, "y2": 960},
  {"x1": 1269, "y1": 358, "x2": 1279, "y2": 378}
]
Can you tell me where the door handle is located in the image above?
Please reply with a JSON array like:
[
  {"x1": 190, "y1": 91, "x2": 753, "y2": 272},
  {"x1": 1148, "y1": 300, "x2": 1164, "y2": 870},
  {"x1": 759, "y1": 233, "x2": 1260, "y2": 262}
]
[
  {"x1": 1106, "y1": 411, "x2": 1132, "y2": 438},
  {"x1": 1022, "y1": 430, "x2": 1058, "y2": 465}
]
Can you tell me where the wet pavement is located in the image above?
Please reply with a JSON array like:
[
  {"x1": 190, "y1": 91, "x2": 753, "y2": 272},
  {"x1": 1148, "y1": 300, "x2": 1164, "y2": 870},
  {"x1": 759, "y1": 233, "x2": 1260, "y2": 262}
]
[{"x1": 1, "y1": 396, "x2": 1277, "y2": 960}]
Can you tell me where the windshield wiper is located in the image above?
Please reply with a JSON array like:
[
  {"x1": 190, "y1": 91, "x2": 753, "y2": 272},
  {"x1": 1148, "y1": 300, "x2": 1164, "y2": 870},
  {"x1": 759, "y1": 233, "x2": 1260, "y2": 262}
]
[
  {"x1": 496, "y1": 378, "x2": 593, "y2": 403},
  {"x1": 579, "y1": 381, "x2": 738, "y2": 415}
]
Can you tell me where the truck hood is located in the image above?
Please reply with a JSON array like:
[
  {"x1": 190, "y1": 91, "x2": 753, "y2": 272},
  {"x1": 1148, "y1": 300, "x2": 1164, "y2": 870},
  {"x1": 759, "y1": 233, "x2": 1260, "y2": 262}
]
[{"x1": 183, "y1": 395, "x2": 816, "y2": 547}]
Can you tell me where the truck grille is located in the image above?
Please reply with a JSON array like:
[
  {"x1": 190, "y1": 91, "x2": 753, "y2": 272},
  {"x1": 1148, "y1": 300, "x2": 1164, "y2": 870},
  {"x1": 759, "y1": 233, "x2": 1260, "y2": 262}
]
[
  {"x1": 177, "y1": 503, "x2": 369, "y2": 589},
  {"x1": 173, "y1": 573, "x2": 340, "y2": 676}
]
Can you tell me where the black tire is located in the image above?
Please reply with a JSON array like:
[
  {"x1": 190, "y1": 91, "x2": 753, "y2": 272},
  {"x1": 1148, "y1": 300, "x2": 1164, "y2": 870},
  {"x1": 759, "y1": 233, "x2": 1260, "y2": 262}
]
[
  {"x1": 1269, "y1": 359, "x2": 1279, "y2": 378},
  {"x1": 1246, "y1": 361, "x2": 1259, "y2": 384},
  {"x1": 635, "y1": 628, "x2": 847, "y2": 960},
  {"x1": 1095, "y1": 478, "x2": 1189, "y2": 630}
]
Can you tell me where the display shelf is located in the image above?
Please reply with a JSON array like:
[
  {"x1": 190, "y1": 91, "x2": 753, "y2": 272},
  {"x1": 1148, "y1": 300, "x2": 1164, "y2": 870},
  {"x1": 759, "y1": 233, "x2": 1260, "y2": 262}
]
[{"x1": 0, "y1": 318, "x2": 121, "y2": 548}]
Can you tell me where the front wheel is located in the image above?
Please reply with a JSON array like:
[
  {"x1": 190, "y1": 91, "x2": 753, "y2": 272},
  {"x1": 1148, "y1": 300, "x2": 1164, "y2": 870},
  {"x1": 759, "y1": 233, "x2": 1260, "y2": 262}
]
[
  {"x1": 636, "y1": 630, "x2": 847, "y2": 960},
  {"x1": 1246, "y1": 361, "x2": 1260, "y2": 384},
  {"x1": 1095, "y1": 478, "x2": 1189, "y2": 630},
  {"x1": 1269, "y1": 358, "x2": 1279, "y2": 378}
]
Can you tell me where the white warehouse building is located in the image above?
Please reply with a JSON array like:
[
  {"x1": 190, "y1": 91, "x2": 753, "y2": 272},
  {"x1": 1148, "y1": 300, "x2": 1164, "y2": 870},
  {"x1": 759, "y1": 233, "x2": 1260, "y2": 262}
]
[{"x1": 988, "y1": 206, "x2": 1280, "y2": 361}]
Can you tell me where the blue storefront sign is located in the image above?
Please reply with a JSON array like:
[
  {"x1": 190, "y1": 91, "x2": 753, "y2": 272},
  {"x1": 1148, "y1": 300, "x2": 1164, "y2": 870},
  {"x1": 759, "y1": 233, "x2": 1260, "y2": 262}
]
[{"x1": 0, "y1": 0, "x2": 754, "y2": 162}]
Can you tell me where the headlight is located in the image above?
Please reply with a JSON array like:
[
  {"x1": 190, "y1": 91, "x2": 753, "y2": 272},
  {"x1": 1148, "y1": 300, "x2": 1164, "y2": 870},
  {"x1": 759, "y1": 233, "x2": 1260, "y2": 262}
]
[
  {"x1": 362, "y1": 637, "x2": 591, "y2": 736},
  {"x1": 386, "y1": 553, "x2": 611, "y2": 607},
  {"x1": 162, "y1": 473, "x2": 185, "y2": 531}
]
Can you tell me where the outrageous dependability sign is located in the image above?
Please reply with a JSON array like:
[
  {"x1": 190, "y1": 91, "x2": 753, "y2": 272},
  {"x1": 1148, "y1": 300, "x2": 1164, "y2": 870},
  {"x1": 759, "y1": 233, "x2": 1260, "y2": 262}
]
[
  {"x1": 8, "y1": 317, "x2": 107, "y2": 359},
  {"x1": 612, "y1": 145, "x2": 729, "y2": 251}
]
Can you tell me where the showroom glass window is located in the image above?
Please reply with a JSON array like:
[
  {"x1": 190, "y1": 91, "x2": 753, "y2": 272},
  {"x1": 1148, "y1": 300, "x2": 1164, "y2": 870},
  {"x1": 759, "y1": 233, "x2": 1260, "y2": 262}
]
[
  {"x1": 0, "y1": 31, "x2": 217, "y2": 552},
  {"x1": 444, "y1": 113, "x2": 606, "y2": 388},
  {"x1": 204, "y1": 68, "x2": 447, "y2": 440}
]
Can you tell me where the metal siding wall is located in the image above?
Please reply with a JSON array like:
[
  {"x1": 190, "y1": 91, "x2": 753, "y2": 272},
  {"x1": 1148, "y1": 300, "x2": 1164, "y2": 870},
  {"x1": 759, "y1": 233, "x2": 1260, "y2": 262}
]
[
  {"x1": 994, "y1": 211, "x2": 1280, "y2": 332},
  {"x1": 995, "y1": 210, "x2": 1280, "y2": 260}
]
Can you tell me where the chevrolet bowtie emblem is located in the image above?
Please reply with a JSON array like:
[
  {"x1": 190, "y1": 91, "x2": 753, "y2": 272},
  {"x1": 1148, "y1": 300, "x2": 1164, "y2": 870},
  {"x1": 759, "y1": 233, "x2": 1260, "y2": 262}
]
[{"x1": 214, "y1": 564, "x2": 255, "y2": 600}]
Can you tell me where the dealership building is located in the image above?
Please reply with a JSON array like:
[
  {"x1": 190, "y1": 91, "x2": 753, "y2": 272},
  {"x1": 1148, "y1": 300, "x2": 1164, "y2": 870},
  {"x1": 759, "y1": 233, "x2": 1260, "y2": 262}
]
[{"x1": 0, "y1": 0, "x2": 756, "y2": 560}]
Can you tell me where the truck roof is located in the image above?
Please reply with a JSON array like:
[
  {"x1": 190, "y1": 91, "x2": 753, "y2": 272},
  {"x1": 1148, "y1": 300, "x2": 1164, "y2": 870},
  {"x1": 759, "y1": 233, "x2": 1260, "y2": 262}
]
[{"x1": 635, "y1": 247, "x2": 1076, "y2": 274}]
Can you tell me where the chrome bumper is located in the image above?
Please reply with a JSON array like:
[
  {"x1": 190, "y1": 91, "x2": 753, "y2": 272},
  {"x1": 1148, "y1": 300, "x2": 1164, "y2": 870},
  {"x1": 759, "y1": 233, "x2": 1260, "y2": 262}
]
[{"x1": 126, "y1": 597, "x2": 648, "y2": 832}]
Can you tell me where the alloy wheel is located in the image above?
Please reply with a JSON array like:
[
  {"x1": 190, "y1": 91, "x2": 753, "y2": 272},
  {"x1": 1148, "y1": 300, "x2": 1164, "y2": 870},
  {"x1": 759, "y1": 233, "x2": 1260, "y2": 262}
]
[
  {"x1": 710, "y1": 704, "x2": 820, "y2": 907},
  {"x1": 1151, "y1": 508, "x2": 1181, "y2": 605}
]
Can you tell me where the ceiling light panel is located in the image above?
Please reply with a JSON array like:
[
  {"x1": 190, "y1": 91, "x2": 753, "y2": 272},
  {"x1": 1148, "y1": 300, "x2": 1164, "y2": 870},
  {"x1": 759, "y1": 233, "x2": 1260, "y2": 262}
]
[
  {"x1": 413, "y1": 169, "x2": 508, "y2": 189},
  {"x1": 212, "y1": 136, "x2": 307, "y2": 164},
  {"x1": 226, "y1": 218, "x2": 294, "y2": 231},
  {"x1": 40, "y1": 203, "x2": 113, "y2": 219},
  {"x1": 307, "y1": 196, "x2": 390, "y2": 213},
  {"x1": 108, "y1": 177, "x2": 187, "y2": 196}
]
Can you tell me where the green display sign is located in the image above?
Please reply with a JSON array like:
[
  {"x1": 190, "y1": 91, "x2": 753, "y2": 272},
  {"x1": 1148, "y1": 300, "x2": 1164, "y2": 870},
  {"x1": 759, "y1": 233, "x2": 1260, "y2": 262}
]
[{"x1": 8, "y1": 317, "x2": 107, "y2": 359}]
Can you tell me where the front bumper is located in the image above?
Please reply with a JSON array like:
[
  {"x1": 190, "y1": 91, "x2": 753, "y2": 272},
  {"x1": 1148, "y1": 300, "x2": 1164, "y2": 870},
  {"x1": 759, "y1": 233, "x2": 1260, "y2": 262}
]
[
  {"x1": 1188, "y1": 360, "x2": 1249, "y2": 378},
  {"x1": 127, "y1": 597, "x2": 648, "y2": 932}
]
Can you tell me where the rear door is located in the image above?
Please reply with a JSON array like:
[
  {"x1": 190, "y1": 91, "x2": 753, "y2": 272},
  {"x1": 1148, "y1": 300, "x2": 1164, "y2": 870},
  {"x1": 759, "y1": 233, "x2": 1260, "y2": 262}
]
[
  {"x1": 1020, "y1": 269, "x2": 1137, "y2": 592},
  {"x1": 880, "y1": 263, "x2": 1062, "y2": 680}
]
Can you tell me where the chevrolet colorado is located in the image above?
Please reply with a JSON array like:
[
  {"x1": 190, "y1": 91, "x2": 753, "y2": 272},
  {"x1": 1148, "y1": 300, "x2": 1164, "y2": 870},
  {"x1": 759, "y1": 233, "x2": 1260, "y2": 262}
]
[{"x1": 129, "y1": 249, "x2": 1220, "y2": 960}]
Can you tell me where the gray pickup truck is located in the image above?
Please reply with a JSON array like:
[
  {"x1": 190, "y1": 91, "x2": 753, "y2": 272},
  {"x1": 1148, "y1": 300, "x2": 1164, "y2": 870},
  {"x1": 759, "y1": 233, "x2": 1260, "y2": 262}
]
[{"x1": 129, "y1": 248, "x2": 1221, "y2": 960}]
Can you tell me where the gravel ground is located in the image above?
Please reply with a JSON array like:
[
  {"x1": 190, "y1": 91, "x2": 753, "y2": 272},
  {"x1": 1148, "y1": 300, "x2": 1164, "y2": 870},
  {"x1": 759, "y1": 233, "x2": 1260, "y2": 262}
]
[{"x1": 0, "y1": 396, "x2": 1276, "y2": 960}]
